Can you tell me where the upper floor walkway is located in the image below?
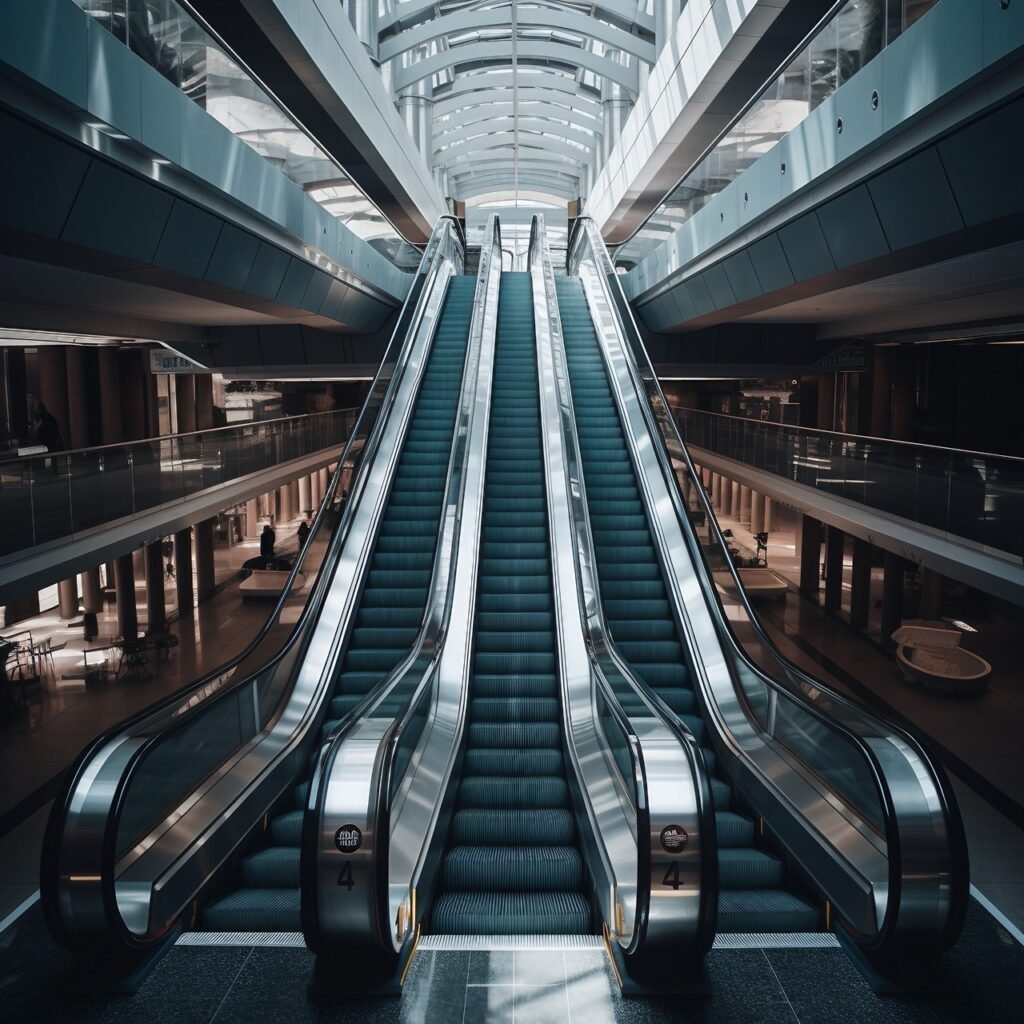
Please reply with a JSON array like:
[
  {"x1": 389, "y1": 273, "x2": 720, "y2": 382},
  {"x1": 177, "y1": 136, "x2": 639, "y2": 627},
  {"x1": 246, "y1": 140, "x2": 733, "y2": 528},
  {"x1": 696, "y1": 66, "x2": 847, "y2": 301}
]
[
  {"x1": 0, "y1": 409, "x2": 353, "y2": 601},
  {"x1": 678, "y1": 407, "x2": 1024, "y2": 604}
]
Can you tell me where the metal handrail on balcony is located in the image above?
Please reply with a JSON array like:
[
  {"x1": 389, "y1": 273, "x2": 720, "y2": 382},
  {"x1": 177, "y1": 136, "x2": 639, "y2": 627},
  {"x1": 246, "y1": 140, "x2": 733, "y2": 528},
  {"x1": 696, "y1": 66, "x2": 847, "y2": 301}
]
[
  {"x1": 674, "y1": 407, "x2": 1024, "y2": 560},
  {"x1": 0, "y1": 408, "x2": 358, "y2": 556}
]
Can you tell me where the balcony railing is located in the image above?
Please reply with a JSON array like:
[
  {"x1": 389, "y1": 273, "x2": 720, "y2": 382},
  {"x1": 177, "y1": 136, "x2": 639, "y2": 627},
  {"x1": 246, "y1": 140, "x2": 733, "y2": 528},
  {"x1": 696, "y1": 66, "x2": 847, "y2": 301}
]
[
  {"x1": 0, "y1": 408, "x2": 357, "y2": 556},
  {"x1": 675, "y1": 408, "x2": 1024, "y2": 560}
]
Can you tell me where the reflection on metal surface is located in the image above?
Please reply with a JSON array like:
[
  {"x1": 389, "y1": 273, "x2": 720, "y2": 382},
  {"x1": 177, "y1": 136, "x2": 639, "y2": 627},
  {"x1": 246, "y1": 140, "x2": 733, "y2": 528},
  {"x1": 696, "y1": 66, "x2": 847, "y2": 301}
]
[
  {"x1": 529, "y1": 214, "x2": 714, "y2": 967},
  {"x1": 569, "y1": 217, "x2": 967, "y2": 956}
]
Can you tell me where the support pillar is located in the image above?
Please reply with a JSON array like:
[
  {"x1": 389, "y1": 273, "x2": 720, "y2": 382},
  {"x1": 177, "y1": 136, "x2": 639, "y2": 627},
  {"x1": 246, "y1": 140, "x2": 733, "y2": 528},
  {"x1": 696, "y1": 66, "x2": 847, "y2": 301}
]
[
  {"x1": 175, "y1": 374, "x2": 197, "y2": 435},
  {"x1": 64, "y1": 347, "x2": 90, "y2": 449},
  {"x1": 194, "y1": 374, "x2": 214, "y2": 431},
  {"x1": 145, "y1": 541, "x2": 166, "y2": 633},
  {"x1": 764, "y1": 496, "x2": 775, "y2": 532},
  {"x1": 277, "y1": 484, "x2": 291, "y2": 524},
  {"x1": 880, "y1": 552, "x2": 905, "y2": 647},
  {"x1": 175, "y1": 527, "x2": 194, "y2": 613},
  {"x1": 245, "y1": 498, "x2": 260, "y2": 539},
  {"x1": 58, "y1": 578, "x2": 79, "y2": 619},
  {"x1": 81, "y1": 567, "x2": 102, "y2": 613},
  {"x1": 850, "y1": 539, "x2": 872, "y2": 629},
  {"x1": 750, "y1": 492, "x2": 764, "y2": 535},
  {"x1": 824, "y1": 526, "x2": 845, "y2": 612},
  {"x1": 730, "y1": 480, "x2": 741, "y2": 518},
  {"x1": 739, "y1": 486, "x2": 752, "y2": 526},
  {"x1": 97, "y1": 348, "x2": 123, "y2": 443},
  {"x1": 195, "y1": 518, "x2": 216, "y2": 602},
  {"x1": 299, "y1": 475, "x2": 312, "y2": 514},
  {"x1": 710, "y1": 474, "x2": 720, "y2": 508},
  {"x1": 920, "y1": 568, "x2": 943, "y2": 621},
  {"x1": 799, "y1": 514, "x2": 823, "y2": 595},
  {"x1": 114, "y1": 553, "x2": 138, "y2": 640}
]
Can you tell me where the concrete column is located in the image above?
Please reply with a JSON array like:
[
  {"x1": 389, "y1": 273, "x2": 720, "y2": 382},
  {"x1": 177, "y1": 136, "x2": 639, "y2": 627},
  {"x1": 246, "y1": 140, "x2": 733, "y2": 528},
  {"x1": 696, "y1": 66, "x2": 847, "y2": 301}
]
[
  {"x1": 277, "y1": 484, "x2": 291, "y2": 524},
  {"x1": 600, "y1": 53, "x2": 633, "y2": 166},
  {"x1": 290, "y1": 479, "x2": 301, "y2": 518},
  {"x1": 764, "y1": 496, "x2": 775, "y2": 532},
  {"x1": 298, "y1": 475, "x2": 312, "y2": 514},
  {"x1": 739, "y1": 486, "x2": 752, "y2": 525},
  {"x1": 397, "y1": 48, "x2": 432, "y2": 159},
  {"x1": 119, "y1": 350, "x2": 151, "y2": 440},
  {"x1": 880, "y1": 552, "x2": 905, "y2": 646},
  {"x1": 114, "y1": 553, "x2": 138, "y2": 640},
  {"x1": 64, "y1": 347, "x2": 90, "y2": 449},
  {"x1": 37, "y1": 347, "x2": 71, "y2": 449},
  {"x1": 730, "y1": 480, "x2": 741, "y2": 518},
  {"x1": 798, "y1": 514, "x2": 823, "y2": 595},
  {"x1": 319, "y1": 468, "x2": 329, "y2": 500},
  {"x1": 824, "y1": 526, "x2": 845, "y2": 612},
  {"x1": 58, "y1": 578, "x2": 79, "y2": 619},
  {"x1": 194, "y1": 374, "x2": 214, "y2": 431},
  {"x1": 710, "y1": 474, "x2": 720, "y2": 507},
  {"x1": 655, "y1": 0, "x2": 681, "y2": 55},
  {"x1": 81, "y1": 567, "x2": 102, "y2": 613},
  {"x1": 850, "y1": 538, "x2": 872, "y2": 629},
  {"x1": 920, "y1": 568, "x2": 943, "y2": 620},
  {"x1": 174, "y1": 527, "x2": 194, "y2": 613},
  {"x1": 175, "y1": 374, "x2": 197, "y2": 435},
  {"x1": 750, "y1": 492, "x2": 764, "y2": 535},
  {"x1": 145, "y1": 541, "x2": 167, "y2": 633},
  {"x1": 97, "y1": 348, "x2": 123, "y2": 443},
  {"x1": 245, "y1": 498, "x2": 260, "y2": 539},
  {"x1": 194, "y1": 518, "x2": 216, "y2": 602},
  {"x1": 817, "y1": 374, "x2": 836, "y2": 431}
]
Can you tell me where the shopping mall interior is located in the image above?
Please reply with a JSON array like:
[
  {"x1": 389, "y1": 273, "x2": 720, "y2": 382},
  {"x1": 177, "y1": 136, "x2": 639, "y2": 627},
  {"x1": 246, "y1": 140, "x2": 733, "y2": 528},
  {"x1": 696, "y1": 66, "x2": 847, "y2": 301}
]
[{"x1": 1, "y1": 1, "x2": 1023, "y2": 1021}]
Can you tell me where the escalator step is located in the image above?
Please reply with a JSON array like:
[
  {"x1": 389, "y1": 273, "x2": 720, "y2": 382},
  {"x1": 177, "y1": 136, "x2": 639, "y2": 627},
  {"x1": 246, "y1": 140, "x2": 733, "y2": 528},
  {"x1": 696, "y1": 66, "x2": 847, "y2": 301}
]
[
  {"x1": 240, "y1": 846, "x2": 300, "y2": 887},
  {"x1": 450, "y1": 809, "x2": 576, "y2": 846},
  {"x1": 443, "y1": 846, "x2": 583, "y2": 892},
  {"x1": 717, "y1": 890, "x2": 820, "y2": 933},
  {"x1": 458, "y1": 776, "x2": 569, "y2": 809},
  {"x1": 432, "y1": 891, "x2": 591, "y2": 935},
  {"x1": 202, "y1": 888, "x2": 301, "y2": 932},
  {"x1": 718, "y1": 848, "x2": 785, "y2": 890}
]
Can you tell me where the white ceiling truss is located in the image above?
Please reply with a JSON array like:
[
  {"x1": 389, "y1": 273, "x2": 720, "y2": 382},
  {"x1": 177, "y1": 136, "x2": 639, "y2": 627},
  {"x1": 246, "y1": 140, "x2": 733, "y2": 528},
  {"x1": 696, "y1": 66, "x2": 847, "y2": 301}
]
[{"x1": 372, "y1": 0, "x2": 656, "y2": 205}]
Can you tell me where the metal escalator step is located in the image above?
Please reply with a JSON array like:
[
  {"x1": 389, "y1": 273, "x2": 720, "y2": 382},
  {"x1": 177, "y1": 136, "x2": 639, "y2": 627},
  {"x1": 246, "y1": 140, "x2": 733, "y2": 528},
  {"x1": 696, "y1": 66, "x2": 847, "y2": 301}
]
[
  {"x1": 463, "y1": 748, "x2": 565, "y2": 776},
  {"x1": 717, "y1": 890, "x2": 820, "y2": 933},
  {"x1": 432, "y1": 891, "x2": 591, "y2": 935},
  {"x1": 443, "y1": 846, "x2": 583, "y2": 892},
  {"x1": 718, "y1": 848, "x2": 785, "y2": 889},
  {"x1": 470, "y1": 697, "x2": 561, "y2": 722},
  {"x1": 467, "y1": 722, "x2": 561, "y2": 748},
  {"x1": 202, "y1": 888, "x2": 300, "y2": 931},
  {"x1": 240, "y1": 846, "x2": 300, "y2": 887},
  {"x1": 450, "y1": 809, "x2": 576, "y2": 846},
  {"x1": 715, "y1": 812, "x2": 756, "y2": 848},
  {"x1": 458, "y1": 776, "x2": 569, "y2": 809}
]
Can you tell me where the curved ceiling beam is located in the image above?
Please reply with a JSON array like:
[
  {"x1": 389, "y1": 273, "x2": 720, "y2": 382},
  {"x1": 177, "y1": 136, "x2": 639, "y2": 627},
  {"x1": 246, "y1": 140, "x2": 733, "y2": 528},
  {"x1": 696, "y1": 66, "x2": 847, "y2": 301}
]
[
  {"x1": 380, "y1": 0, "x2": 654, "y2": 36},
  {"x1": 434, "y1": 85, "x2": 602, "y2": 121},
  {"x1": 393, "y1": 40, "x2": 638, "y2": 92},
  {"x1": 437, "y1": 144, "x2": 590, "y2": 170},
  {"x1": 436, "y1": 70, "x2": 601, "y2": 109},
  {"x1": 434, "y1": 116, "x2": 598, "y2": 150},
  {"x1": 445, "y1": 154, "x2": 588, "y2": 177},
  {"x1": 379, "y1": 9, "x2": 656, "y2": 64},
  {"x1": 435, "y1": 131, "x2": 593, "y2": 164},
  {"x1": 435, "y1": 102, "x2": 601, "y2": 136},
  {"x1": 452, "y1": 172, "x2": 579, "y2": 194}
]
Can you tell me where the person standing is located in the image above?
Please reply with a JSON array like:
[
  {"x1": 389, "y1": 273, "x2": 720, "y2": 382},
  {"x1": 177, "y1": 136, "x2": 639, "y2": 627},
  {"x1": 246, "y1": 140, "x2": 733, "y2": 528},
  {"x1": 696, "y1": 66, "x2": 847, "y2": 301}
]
[
  {"x1": 260, "y1": 523, "x2": 276, "y2": 562},
  {"x1": 296, "y1": 514, "x2": 311, "y2": 548},
  {"x1": 34, "y1": 402, "x2": 64, "y2": 452}
]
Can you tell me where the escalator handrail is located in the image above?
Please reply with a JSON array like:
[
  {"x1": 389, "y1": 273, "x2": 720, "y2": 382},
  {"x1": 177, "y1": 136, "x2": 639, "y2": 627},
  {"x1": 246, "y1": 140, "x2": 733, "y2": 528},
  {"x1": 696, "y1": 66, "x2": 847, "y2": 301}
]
[
  {"x1": 304, "y1": 214, "x2": 504, "y2": 960},
  {"x1": 301, "y1": 215, "x2": 499, "y2": 956},
  {"x1": 529, "y1": 215, "x2": 717, "y2": 961},
  {"x1": 569, "y1": 216, "x2": 968, "y2": 953},
  {"x1": 41, "y1": 216, "x2": 465, "y2": 952}
]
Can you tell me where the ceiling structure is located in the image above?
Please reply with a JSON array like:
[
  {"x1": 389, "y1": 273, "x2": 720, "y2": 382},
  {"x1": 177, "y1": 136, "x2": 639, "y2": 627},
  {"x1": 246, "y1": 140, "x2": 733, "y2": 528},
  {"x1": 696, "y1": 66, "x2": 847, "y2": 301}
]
[{"x1": 366, "y1": 0, "x2": 660, "y2": 206}]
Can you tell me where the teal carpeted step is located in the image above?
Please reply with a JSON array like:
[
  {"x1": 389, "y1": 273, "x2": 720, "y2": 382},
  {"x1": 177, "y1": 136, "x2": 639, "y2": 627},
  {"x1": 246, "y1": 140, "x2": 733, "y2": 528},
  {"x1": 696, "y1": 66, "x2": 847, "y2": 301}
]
[
  {"x1": 558, "y1": 274, "x2": 817, "y2": 936},
  {"x1": 433, "y1": 273, "x2": 590, "y2": 937},
  {"x1": 200, "y1": 275, "x2": 476, "y2": 931}
]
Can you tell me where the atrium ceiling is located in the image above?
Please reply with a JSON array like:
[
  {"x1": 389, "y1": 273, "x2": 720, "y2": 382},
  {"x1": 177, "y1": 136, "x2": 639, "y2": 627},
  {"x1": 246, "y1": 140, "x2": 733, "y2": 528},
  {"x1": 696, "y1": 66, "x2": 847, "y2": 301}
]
[{"x1": 370, "y1": 0, "x2": 658, "y2": 206}]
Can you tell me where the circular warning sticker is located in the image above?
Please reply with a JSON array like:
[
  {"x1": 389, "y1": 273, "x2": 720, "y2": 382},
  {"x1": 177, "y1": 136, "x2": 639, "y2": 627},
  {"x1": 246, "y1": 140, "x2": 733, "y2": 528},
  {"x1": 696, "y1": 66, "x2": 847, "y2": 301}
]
[
  {"x1": 660, "y1": 825, "x2": 689, "y2": 853},
  {"x1": 334, "y1": 824, "x2": 363, "y2": 853}
]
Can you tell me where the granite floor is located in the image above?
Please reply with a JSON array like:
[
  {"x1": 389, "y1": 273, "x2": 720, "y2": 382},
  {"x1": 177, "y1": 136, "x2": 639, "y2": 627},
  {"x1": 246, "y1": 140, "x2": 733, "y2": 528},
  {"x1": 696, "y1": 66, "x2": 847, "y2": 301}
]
[{"x1": 0, "y1": 900, "x2": 1021, "y2": 1023}]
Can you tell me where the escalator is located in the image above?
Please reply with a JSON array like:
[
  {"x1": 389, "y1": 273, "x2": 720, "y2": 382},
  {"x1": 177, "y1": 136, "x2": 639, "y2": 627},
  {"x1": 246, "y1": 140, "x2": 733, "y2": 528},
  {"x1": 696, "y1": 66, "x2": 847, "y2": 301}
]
[
  {"x1": 557, "y1": 275, "x2": 819, "y2": 934},
  {"x1": 432, "y1": 272, "x2": 591, "y2": 936},
  {"x1": 201, "y1": 277, "x2": 477, "y2": 932}
]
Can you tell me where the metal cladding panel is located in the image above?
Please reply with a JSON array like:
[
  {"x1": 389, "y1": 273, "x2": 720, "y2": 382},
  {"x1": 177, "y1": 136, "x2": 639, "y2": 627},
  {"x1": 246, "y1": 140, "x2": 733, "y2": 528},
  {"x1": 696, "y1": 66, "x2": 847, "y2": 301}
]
[
  {"x1": 277, "y1": 258, "x2": 315, "y2": 309},
  {"x1": 0, "y1": 113, "x2": 92, "y2": 239},
  {"x1": 703, "y1": 262, "x2": 737, "y2": 311},
  {"x1": 154, "y1": 200, "x2": 221, "y2": 280},
  {"x1": 2, "y1": 0, "x2": 89, "y2": 107},
  {"x1": 816, "y1": 186, "x2": 890, "y2": 270},
  {"x1": 61, "y1": 161, "x2": 173, "y2": 264},
  {"x1": 303, "y1": 328, "x2": 348, "y2": 365},
  {"x1": 245, "y1": 242, "x2": 291, "y2": 301},
  {"x1": 139, "y1": 67, "x2": 183, "y2": 165},
  {"x1": 748, "y1": 233, "x2": 794, "y2": 293},
  {"x1": 983, "y1": 0, "x2": 1024, "y2": 63},
  {"x1": 672, "y1": 282, "x2": 698, "y2": 324},
  {"x1": 205, "y1": 224, "x2": 261, "y2": 292},
  {"x1": 722, "y1": 251, "x2": 762, "y2": 304},
  {"x1": 938, "y1": 96, "x2": 1024, "y2": 228},
  {"x1": 867, "y1": 148, "x2": 964, "y2": 251},
  {"x1": 301, "y1": 269, "x2": 334, "y2": 313},
  {"x1": 778, "y1": 213, "x2": 835, "y2": 283},
  {"x1": 320, "y1": 280, "x2": 350, "y2": 320},
  {"x1": 86, "y1": 19, "x2": 142, "y2": 140},
  {"x1": 208, "y1": 327, "x2": 256, "y2": 367},
  {"x1": 685, "y1": 275, "x2": 715, "y2": 318}
]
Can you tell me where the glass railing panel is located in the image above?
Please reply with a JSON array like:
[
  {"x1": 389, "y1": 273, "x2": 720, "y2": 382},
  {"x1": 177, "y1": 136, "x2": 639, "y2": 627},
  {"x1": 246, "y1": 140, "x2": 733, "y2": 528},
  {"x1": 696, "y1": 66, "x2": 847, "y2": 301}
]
[
  {"x1": 0, "y1": 410, "x2": 357, "y2": 555},
  {"x1": 676, "y1": 408, "x2": 1024, "y2": 559},
  {"x1": 72, "y1": 0, "x2": 421, "y2": 271},
  {"x1": 614, "y1": 0, "x2": 942, "y2": 271}
]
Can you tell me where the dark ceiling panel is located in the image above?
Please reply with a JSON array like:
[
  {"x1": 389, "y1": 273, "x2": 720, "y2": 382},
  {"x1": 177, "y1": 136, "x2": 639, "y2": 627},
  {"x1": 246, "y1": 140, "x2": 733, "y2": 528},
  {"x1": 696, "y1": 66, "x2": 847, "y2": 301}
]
[
  {"x1": 816, "y1": 186, "x2": 890, "y2": 269},
  {"x1": 154, "y1": 200, "x2": 221, "y2": 279},
  {"x1": 245, "y1": 241, "x2": 290, "y2": 301},
  {"x1": 778, "y1": 212, "x2": 835, "y2": 282},
  {"x1": 205, "y1": 223, "x2": 260, "y2": 291},
  {"x1": 703, "y1": 262, "x2": 737, "y2": 310},
  {"x1": 722, "y1": 250, "x2": 763, "y2": 304},
  {"x1": 276, "y1": 257, "x2": 315, "y2": 309},
  {"x1": 748, "y1": 234, "x2": 795, "y2": 293}
]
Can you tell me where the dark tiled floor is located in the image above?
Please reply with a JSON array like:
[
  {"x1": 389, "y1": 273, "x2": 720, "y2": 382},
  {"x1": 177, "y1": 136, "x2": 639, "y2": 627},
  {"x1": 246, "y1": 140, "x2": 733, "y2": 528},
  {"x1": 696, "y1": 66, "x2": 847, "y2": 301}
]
[{"x1": 1, "y1": 901, "x2": 1023, "y2": 1023}]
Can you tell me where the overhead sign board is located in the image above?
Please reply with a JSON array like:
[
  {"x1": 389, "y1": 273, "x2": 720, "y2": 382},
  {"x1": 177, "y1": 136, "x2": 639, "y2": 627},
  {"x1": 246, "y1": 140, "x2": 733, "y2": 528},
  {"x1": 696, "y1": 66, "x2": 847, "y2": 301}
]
[{"x1": 149, "y1": 350, "x2": 208, "y2": 374}]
